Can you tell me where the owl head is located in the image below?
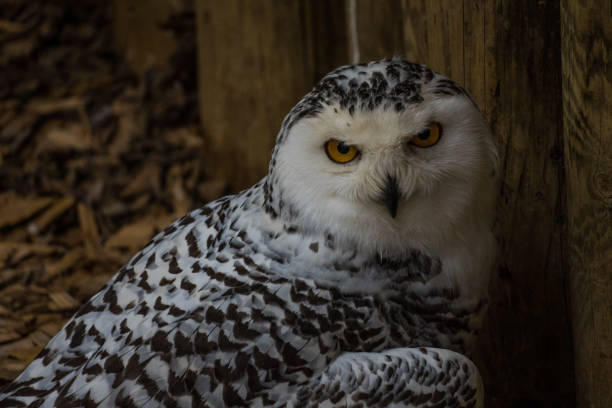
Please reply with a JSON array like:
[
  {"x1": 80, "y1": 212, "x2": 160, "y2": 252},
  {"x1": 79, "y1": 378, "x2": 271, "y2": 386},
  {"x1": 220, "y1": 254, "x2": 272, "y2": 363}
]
[{"x1": 264, "y1": 59, "x2": 499, "y2": 260}]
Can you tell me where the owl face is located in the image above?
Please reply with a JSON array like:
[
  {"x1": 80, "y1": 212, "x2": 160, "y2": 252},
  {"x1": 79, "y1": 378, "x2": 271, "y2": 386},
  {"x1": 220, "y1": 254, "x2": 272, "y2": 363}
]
[{"x1": 267, "y1": 60, "x2": 498, "y2": 258}]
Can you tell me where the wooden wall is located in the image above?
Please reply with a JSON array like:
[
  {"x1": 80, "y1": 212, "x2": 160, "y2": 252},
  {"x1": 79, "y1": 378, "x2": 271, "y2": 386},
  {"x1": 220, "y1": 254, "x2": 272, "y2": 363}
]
[
  {"x1": 114, "y1": 0, "x2": 178, "y2": 73},
  {"x1": 562, "y1": 1, "x2": 612, "y2": 406},
  {"x1": 191, "y1": 1, "x2": 610, "y2": 407}
]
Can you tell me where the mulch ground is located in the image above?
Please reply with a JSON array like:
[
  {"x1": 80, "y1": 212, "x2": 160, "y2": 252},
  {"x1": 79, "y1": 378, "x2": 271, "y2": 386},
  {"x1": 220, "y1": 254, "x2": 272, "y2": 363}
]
[{"x1": 0, "y1": 0, "x2": 223, "y2": 387}]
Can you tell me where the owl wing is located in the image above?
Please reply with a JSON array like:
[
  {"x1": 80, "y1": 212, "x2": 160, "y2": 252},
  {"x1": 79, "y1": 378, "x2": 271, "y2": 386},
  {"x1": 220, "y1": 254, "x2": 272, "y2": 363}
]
[
  {"x1": 0, "y1": 239, "x2": 341, "y2": 407},
  {"x1": 0, "y1": 276, "x2": 324, "y2": 407},
  {"x1": 290, "y1": 347, "x2": 483, "y2": 408}
]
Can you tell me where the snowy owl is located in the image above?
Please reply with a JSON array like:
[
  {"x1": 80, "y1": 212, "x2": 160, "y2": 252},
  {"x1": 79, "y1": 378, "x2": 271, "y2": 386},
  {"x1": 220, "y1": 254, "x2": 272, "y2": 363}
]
[{"x1": 0, "y1": 58, "x2": 498, "y2": 407}]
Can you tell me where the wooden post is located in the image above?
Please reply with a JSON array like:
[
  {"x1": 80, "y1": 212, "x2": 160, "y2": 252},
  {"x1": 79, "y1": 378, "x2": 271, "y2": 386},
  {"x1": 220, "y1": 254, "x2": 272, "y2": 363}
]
[
  {"x1": 303, "y1": 0, "x2": 349, "y2": 80},
  {"x1": 473, "y1": 3, "x2": 573, "y2": 407},
  {"x1": 195, "y1": 0, "x2": 318, "y2": 191},
  {"x1": 345, "y1": 0, "x2": 405, "y2": 62},
  {"x1": 561, "y1": 0, "x2": 612, "y2": 406},
  {"x1": 113, "y1": 0, "x2": 177, "y2": 73},
  {"x1": 401, "y1": 1, "x2": 465, "y2": 83}
]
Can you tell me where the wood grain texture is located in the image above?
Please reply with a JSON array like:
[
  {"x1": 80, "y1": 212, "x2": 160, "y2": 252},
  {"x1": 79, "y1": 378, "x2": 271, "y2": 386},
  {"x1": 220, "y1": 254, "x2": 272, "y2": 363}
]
[
  {"x1": 401, "y1": 2, "x2": 574, "y2": 407},
  {"x1": 480, "y1": 3, "x2": 574, "y2": 406},
  {"x1": 195, "y1": 0, "x2": 315, "y2": 191},
  {"x1": 303, "y1": 0, "x2": 349, "y2": 81},
  {"x1": 561, "y1": 1, "x2": 612, "y2": 406},
  {"x1": 348, "y1": 0, "x2": 405, "y2": 61},
  {"x1": 113, "y1": 0, "x2": 177, "y2": 73}
]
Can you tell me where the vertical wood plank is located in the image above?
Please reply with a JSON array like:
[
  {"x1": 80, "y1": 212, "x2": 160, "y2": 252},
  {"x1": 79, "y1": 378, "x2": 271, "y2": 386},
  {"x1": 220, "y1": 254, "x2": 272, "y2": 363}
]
[
  {"x1": 402, "y1": 1, "x2": 479, "y2": 102},
  {"x1": 303, "y1": 0, "x2": 349, "y2": 81},
  {"x1": 402, "y1": 2, "x2": 574, "y2": 407},
  {"x1": 195, "y1": 0, "x2": 315, "y2": 191},
  {"x1": 400, "y1": 0, "x2": 428, "y2": 65},
  {"x1": 113, "y1": 0, "x2": 177, "y2": 73},
  {"x1": 480, "y1": 3, "x2": 574, "y2": 406},
  {"x1": 424, "y1": 1, "x2": 464, "y2": 81},
  {"x1": 401, "y1": 1, "x2": 464, "y2": 80},
  {"x1": 348, "y1": 0, "x2": 405, "y2": 61},
  {"x1": 461, "y1": 0, "x2": 486, "y2": 107},
  {"x1": 561, "y1": 0, "x2": 612, "y2": 406}
]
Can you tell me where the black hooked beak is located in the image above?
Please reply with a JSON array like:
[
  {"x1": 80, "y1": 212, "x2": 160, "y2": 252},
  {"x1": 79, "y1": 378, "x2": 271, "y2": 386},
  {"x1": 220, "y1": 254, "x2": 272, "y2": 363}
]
[{"x1": 382, "y1": 175, "x2": 400, "y2": 218}]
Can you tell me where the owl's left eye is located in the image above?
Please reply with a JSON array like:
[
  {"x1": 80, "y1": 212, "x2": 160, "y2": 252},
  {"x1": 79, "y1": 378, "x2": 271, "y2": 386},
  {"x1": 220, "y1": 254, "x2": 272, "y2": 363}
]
[
  {"x1": 325, "y1": 140, "x2": 359, "y2": 164},
  {"x1": 409, "y1": 123, "x2": 442, "y2": 148}
]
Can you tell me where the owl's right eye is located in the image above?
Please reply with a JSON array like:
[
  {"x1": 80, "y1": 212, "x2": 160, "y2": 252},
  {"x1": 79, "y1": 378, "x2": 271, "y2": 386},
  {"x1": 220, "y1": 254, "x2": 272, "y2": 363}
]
[{"x1": 325, "y1": 140, "x2": 359, "y2": 164}]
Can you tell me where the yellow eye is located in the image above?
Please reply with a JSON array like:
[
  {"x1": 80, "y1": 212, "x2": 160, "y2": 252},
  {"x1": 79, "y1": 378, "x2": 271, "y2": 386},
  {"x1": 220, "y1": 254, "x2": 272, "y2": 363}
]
[
  {"x1": 410, "y1": 123, "x2": 442, "y2": 148},
  {"x1": 325, "y1": 140, "x2": 359, "y2": 164}
]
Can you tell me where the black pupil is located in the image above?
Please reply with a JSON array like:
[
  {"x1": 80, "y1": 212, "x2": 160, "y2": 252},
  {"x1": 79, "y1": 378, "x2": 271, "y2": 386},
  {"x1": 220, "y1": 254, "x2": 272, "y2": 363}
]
[
  {"x1": 418, "y1": 129, "x2": 431, "y2": 140},
  {"x1": 337, "y1": 142, "x2": 350, "y2": 154}
]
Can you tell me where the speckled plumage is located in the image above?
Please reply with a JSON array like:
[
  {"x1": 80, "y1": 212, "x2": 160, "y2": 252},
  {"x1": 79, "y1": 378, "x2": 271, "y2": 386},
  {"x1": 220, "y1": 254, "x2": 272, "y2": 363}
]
[{"x1": 0, "y1": 59, "x2": 497, "y2": 407}]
